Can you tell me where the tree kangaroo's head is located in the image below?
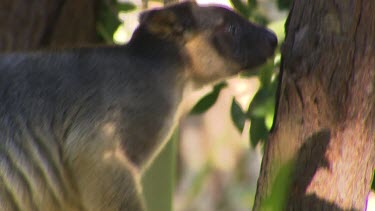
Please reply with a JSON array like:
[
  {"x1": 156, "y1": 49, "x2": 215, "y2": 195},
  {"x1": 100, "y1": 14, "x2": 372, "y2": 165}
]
[{"x1": 139, "y1": 1, "x2": 277, "y2": 85}]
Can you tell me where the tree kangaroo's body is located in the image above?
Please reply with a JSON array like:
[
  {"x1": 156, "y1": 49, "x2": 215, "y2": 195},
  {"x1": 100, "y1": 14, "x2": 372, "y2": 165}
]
[{"x1": 0, "y1": 2, "x2": 276, "y2": 211}]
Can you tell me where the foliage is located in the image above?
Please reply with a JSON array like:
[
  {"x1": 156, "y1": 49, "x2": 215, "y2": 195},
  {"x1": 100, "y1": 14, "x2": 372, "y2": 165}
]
[
  {"x1": 230, "y1": 98, "x2": 247, "y2": 132},
  {"x1": 277, "y1": 0, "x2": 292, "y2": 10},
  {"x1": 190, "y1": 82, "x2": 227, "y2": 115},
  {"x1": 248, "y1": 61, "x2": 278, "y2": 147},
  {"x1": 230, "y1": 0, "x2": 268, "y2": 25},
  {"x1": 260, "y1": 161, "x2": 294, "y2": 210},
  {"x1": 231, "y1": 1, "x2": 284, "y2": 148},
  {"x1": 97, "y1": 0, "x2": 136, "y2": 43}
]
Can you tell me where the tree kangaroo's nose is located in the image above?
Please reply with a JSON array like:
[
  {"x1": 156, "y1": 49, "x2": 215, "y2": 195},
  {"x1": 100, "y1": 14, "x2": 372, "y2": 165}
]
[
  {"x1": 265, "y1": 30, "x2": 278, "y2": 49},
  {"x1": 261, "y1": 28, "x2": 278, "y2": 57}
]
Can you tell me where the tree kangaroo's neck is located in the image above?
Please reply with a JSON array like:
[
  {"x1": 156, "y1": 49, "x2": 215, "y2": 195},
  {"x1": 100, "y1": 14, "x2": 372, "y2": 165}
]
[{"x1": 104, "y1": 29, "x2": 191, "y2": 170}]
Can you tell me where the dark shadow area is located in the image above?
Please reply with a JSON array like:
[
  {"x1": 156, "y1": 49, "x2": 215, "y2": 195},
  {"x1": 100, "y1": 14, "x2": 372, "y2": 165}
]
[
  {"x1": 291, "y1": 129, "x2": 331, "y2": 195},
  {"x1": 285, "y1": 129, "x2": 360, "y2": 211},
  {"x1": 288, "y1": 193, "x2": 359, "y2": 211}
]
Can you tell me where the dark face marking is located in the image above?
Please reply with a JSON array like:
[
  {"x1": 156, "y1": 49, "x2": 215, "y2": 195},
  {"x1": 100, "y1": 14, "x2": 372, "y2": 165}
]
[{"x1": 207, "y1": 6, "x2": 278, "y2": 70}]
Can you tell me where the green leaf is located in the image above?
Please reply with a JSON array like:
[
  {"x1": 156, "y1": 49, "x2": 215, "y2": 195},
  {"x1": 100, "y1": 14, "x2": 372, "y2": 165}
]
[
  {"x1": 101, "y1": 12, "x2": 121, "y2": 36},
  {"x1": 213, "y1": 81, "x2": 228, "y2": 91},
  {"x1": 258, "y1": 61, "x2": 275, "y2": 87},
  {"x1": 97, "y1": 0, "x2": 122, "y2": 43},
  {"x1": 267, "y1": 18, "x2": 287, "y2": 42},
  {"x1": 230, "y1": 98, "x2": 247, "y2": 133},
  {"x1": 240, "y1": 54, "x2": 276, "y2": 79},
  {"x1": 248, "y1": 77, "x2": 277, "y2": 119},
  {"x1": 116, "y1": 2, "x2": 136, "y2": 12},
  {"x1": 239, "y1": 69, "x2": 259, "y2": 78},
  {"x1": 190, "y1": 92, "x2": 219, "y2": 115},
  {"x1": 252, "y1": 12, "x2": 269, "y2": 25},
  {"x1": 190, "y1": 82, "x2": 227, "y2": 115},
  {"x1": 250, "y1": 117, "x2": 268, "y2": 147},
  {"x1": 247, "y1": 0, "x2": 258, "y2": 7},
  {"x1": 265, "y1": 112, "x2": 275, "y2": 130},
  {"x1": 230, "y1": 0, "x2": 251, "y2": 17},
  {"x1": 372, "y1": 171, "x2": 375, "y2": 190},
  {"x1": 247, "y1": 78, "x2": 277, "y2": 146},
  {"x1": 248, "y1": 88, "x2": 270, "y2": 117},
  {"x1": 261, "y1": 161, "x2": 294, "y2": 210},
  {"x1": 97, "y1": 24, "x2": 115, "y2": 43},
  {"x1": 256, "y1": 95, "x2": 274, "y2": 118},
  {"x1": 277, "y1": 0, "x2": 292, "y2": 10}
]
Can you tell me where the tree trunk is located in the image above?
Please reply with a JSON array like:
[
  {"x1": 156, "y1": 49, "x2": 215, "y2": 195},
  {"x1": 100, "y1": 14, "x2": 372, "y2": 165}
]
[
  {"x1": 0, "y1": 0, "x2": 99, "y2": 51},
  {"x1": 254, "y1": 1, "x2": 375, "y2": 210}
]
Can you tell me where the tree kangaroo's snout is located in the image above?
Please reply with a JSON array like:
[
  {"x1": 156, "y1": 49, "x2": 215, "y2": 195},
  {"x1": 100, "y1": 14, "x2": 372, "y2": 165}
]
[
  {"x1": 219, "y1": 15, "x2": 278, "y2": 69},
  {"x1": 200, "y1": 5, "x2": 278, "y2": 70},
  {"x1": 138, "y1": 1, "x2": 277, "y2": 84}
]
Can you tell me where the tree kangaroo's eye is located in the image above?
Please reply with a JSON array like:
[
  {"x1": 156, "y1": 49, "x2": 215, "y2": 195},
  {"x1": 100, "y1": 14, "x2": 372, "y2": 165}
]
[{"x1": 226, "y1": 24, "x2": 238, "y2": 36}]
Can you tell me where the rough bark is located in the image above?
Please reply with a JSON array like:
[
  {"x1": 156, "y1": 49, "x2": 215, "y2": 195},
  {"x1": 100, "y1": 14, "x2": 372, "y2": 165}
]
[
  {"x1": 0, "y1": 0, "x2": 99, "y2": 51},
  {"x1": 254, "y1": 0, "x2": 375, "y2": 210}
]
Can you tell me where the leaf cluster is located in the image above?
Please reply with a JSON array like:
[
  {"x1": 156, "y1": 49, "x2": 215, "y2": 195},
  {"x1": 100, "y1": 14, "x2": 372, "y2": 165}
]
[{"x1": 97, "y1": 0, "x2": 136, "y2": 43}]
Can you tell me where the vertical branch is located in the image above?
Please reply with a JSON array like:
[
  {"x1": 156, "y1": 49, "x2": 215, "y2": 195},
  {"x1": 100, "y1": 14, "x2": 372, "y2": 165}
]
[{"x1": 142, "y1": 131, "x2": 178, "y2": 211}]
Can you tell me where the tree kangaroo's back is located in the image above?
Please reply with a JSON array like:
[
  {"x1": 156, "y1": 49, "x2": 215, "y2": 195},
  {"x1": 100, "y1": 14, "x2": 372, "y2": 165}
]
[{"x1": 0, "y1": 1, "x2": 276, "y2": 210}]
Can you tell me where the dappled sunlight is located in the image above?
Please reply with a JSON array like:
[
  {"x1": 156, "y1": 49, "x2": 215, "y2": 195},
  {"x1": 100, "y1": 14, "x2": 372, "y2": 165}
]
[
  {"x1": 228, "y1": 77, "x2": 260, "y2": 112},
  {"x1": 367, "y1": 191, "x2": 375, "y2": 211},
  {"x1": 102, "y1": 122, "x2": 117, "y2": 136},
  {"x1": 196, "y1": 0, "x2": 231, "y2": 7},
  {"x1": 100, "y1": 122, "x2": 140, "y2": 176}
]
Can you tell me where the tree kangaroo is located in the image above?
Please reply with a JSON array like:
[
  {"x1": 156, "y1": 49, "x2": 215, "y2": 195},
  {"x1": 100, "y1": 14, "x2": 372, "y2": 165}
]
[{"x1": 0, "y1": 1, "x2": 276, "y2": 210}]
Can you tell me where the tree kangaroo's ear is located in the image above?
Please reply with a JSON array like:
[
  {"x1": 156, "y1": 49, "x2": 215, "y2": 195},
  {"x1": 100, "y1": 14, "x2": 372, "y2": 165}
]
[{"x1": 139, "y1": 1, "x2": 198, "y2": 40}]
